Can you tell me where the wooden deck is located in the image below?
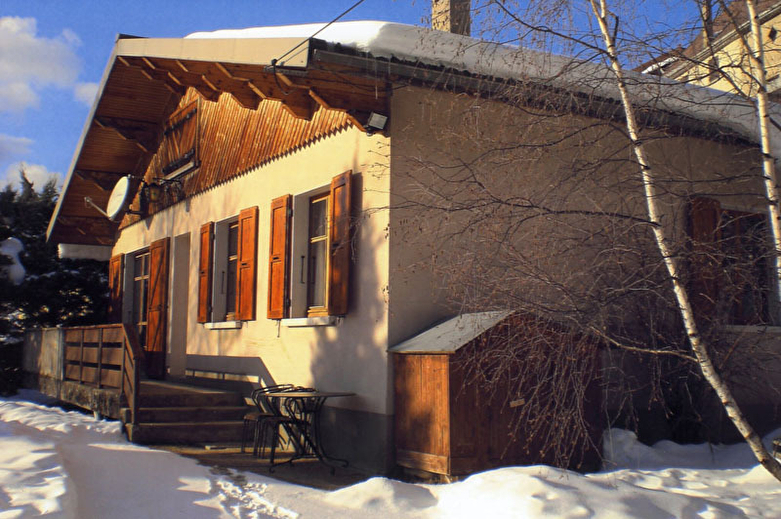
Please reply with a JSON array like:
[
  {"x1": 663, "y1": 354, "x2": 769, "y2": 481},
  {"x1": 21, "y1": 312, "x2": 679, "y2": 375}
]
[{"x1": 24, "y1": 326, "x2": 249, "y2": 446}]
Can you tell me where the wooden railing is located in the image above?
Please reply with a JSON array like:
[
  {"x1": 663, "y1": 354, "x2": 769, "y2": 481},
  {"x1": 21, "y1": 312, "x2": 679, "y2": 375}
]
[
  {"x1": 120, "y1": 323, "x2": 145, "y2": 426},
  {"x1": 62, "y1": 323, "x2": 145, "y2": 425}
]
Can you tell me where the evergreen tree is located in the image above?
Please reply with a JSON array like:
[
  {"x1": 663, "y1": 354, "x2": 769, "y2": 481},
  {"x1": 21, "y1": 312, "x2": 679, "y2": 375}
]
[{"x1": 0, "y1": 170, "x2": 108, "y2": 394}]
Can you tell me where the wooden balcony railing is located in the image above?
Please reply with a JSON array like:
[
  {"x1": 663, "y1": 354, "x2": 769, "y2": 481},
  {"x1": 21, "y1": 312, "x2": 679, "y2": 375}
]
[{"x1": 62, "y1": 323, "x2": 145, "y2": 425}]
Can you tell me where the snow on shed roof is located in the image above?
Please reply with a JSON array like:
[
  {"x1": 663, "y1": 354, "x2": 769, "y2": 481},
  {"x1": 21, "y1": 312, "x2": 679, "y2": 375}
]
[
  {"x1": 389, "y1": 310, "x2": 514, "y2": 354},
  {"x1": 189, "y1": 21, "x2": 781, "y2": 155}
]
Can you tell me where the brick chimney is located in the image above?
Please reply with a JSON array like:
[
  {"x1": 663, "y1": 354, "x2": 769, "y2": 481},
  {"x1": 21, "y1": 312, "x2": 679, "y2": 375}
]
[{"x1": 432, "y1": 0, "x2": 471, "y2": 36}]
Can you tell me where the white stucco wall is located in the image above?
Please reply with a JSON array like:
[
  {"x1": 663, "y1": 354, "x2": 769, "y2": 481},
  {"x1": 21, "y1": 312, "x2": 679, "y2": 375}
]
[{"x1": 112, "y1": 126, "x2": 392, "y2": 416}]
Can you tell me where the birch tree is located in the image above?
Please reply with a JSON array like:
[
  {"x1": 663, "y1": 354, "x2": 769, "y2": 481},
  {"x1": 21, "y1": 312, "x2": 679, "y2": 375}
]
[
  {"x1": 389, "y1": 0, "x2": 781, "y2": 474},
  {"x1": 586, "y1": 0, "x2": 781, "y2": 481}
]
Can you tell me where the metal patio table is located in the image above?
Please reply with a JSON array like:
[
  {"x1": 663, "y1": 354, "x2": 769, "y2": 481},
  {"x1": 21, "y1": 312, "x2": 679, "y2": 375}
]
[{"x1": 265, "y1": 389, "x2": 355, "y2": 472}]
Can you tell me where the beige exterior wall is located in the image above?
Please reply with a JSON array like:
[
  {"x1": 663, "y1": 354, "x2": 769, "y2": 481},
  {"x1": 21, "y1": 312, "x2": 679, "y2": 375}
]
[
  {"x1": 112, "y1": 126, "x2": 392, "y2": 416},
  {"x1": 387, "y1": 84, "x2": 781, "y2": 441},
  {"x1": 387, "y1": 85, "x2": 765, "y2": 345}
]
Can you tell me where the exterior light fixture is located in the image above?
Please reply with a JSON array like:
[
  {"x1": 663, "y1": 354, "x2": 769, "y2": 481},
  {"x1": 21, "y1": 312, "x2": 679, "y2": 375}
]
[
  {"x1": 145, "y1": 182, "x2": 163, "y2": 203},
  {"x1": 366, "y1": 112, "x2": 388, "y2": 134}
]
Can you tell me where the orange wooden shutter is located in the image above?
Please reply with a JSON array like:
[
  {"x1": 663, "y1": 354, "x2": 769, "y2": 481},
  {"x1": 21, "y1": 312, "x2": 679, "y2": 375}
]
[
  {"x1": 146, "y1": 237, "x2": 170, "y2": 379},
  {"x1": 108, "y1": 254, "x2": 124, "y2": 323},
  {"x1": 328, "y1": 170, "x2": 352, "y2": 315},
  {"x1": 267, "y1": 195, "x2": 291, "y2": 319},
  {"x1": 198, "y1": 222, "x2": 213, "y2": 323},
  {"x1": 689, "y1": 197, "x2": 721, "y2": 319},
  {"x1": 237, "y1": 206, "x2": 259, "y2": 321}
]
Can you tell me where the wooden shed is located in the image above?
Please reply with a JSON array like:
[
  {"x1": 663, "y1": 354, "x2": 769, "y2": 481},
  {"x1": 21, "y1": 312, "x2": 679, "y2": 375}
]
[{"x1": 390, "y1": 311, "x2": 603, "y2": 478}]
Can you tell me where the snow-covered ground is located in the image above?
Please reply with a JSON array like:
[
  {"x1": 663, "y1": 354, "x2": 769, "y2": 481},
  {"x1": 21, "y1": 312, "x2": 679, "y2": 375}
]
[{"x1": 1, "y1": 391, "x2": 780, "y2": 518}]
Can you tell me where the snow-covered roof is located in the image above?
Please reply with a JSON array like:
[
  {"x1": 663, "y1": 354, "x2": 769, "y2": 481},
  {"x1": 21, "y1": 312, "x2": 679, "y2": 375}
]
[
  {"x1": 189, "y1": 21, "x2": 781, "y2": 155},
  {"x1": 389, "y1": 310, "x2": 513, "y2": 354},
  {"x1": 49, "y1": 21, "x2": 781, "y2": 248}
]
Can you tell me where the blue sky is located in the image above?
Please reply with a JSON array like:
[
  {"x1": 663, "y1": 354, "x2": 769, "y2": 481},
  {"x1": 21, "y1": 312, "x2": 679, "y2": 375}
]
[{"x1": 0, "y1": 0, "x2": 428, "y2": 191}]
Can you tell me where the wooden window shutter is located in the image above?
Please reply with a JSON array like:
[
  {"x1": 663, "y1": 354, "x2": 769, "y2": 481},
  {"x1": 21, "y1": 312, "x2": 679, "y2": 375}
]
[
  {"x1": 689, "y1": 197, "x2": 721, "y2": 318},
  {"x1": 198, "y1": 222, "x2": 214, "y2": 323},
  {"x1": 108, "y1": 254, "x2": 124, "y2": 323},
  {"x1": 328, "y1": 170, "x2": 352, "y2": 315},
  {"x1": 267, "y1": 195, "x2": 292, "y2": 319},
  {"x1": 146, "y1": 237, "x2": 170, "y2": 379},
  {"x1": 237, "y1": 206, "x2": 259, "y2": 321},
  {"x1": 690, "y1": 197, "x2": 721, "y2": 244}
]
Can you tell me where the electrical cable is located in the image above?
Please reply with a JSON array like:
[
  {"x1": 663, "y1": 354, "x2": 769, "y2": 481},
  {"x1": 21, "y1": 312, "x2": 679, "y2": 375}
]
[{"x1": 270, "y1": 0, "x2": 368, "y2": 95}]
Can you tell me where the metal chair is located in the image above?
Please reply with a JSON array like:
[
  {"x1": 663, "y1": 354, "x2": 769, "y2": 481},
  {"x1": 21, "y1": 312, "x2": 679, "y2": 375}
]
[
  {"x1": 283, "y1": 391, "x2": 320, "y2": 456},
  {"x1": 262, "y1": 386, "x2": 317, "y2": 470},
  {"x1": 241, "y1": 384, "x2": 294, "y2": 455}
]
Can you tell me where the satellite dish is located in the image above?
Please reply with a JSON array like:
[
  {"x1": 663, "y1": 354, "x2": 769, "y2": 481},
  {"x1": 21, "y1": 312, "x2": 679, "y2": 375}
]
[{"x1": 106, "y1": 176, "x2": 132, "y2": 221}]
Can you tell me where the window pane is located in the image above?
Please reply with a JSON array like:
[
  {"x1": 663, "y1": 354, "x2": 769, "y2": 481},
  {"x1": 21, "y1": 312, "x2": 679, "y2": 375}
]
[
  {"x1": 228, "y1": 222, "x2": 239, "y2": 257},
  {"x1": 133, "y1": 279, "x2": 143, "y2": 324},
  {"x1": 134, "y1": 255, "x2": 144, "y2": 278},
  {"x1": 133, "y1": 251, "x2": 150, "y2": 343},
  {"x1": 226, "y1": 258, "x2": 237, "y2": 316},
  {"x1": 225, "y1": 222, "x2": 239, "y2": 318},
  {"x1": 309, "y1": 198, "x2": 327, "y2": 238},
  {"x1": 308, "y1": 239, "x2": 327, "y2": 308}
]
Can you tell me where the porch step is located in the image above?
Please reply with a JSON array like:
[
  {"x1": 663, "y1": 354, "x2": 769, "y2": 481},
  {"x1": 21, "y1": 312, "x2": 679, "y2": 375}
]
[
  {"x1": 122, "y1": 406, "x2": 249, "y2": 424},
  {"x1": 121, "y1": 380, "x2": 250, "y2": 446},
  {"x1": 136, "y1": 382, "x2": 244, "y2": 408},
  {"x1": 125, "y1": 420, "x2": 245, "y2": 444}
]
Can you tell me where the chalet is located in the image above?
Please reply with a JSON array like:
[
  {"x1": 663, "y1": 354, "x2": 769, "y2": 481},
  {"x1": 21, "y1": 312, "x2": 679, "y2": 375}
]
[{"x1": 25, "y1": 5, "x2": 781, "y2": 476}]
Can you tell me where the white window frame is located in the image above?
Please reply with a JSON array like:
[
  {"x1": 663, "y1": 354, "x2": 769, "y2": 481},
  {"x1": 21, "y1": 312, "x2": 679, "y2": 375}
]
[{"x1": 289, "y1": 185, "x2": 333, "y2": 318}]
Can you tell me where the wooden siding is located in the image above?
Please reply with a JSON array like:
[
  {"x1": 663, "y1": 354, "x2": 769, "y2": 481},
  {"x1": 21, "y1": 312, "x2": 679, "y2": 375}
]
[
  {"x1": 123, "y1": 89, "x2": 353, "y2": 223},
  {"x1": 394, "y1": 354, "x2": 451, "y2": 466},
  {"x1": 394, "y1": 315, "x2": 604, "y2": 477}
]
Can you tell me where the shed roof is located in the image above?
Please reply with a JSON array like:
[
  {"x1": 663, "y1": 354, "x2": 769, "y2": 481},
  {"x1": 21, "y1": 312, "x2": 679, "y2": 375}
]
[{"x1": 388, "y1": 311, "x2": 513, "y2": 354}]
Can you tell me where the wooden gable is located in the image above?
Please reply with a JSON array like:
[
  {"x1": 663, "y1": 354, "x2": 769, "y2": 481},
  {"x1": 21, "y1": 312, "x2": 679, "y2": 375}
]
[
  {"x1": 117, "y1": 88, "x2": 355, "y2": 225},
  {"x1": 48, "y1": 36, "x2": 390, "y2": 246}
]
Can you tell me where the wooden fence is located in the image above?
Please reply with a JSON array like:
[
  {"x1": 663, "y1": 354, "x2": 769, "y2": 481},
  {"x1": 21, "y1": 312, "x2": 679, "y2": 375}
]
[{"x1": 62, "y1": 323, "x2": 144, "y2": 425}]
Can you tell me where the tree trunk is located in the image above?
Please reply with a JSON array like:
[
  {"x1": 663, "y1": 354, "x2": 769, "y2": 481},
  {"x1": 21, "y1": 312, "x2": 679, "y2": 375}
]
[
  {"x1": 742, "y1": 0, "x2": 781, "y2": 322},
  {"x1": 588, "y1": 0, "x2": 781, "y2": 482}
]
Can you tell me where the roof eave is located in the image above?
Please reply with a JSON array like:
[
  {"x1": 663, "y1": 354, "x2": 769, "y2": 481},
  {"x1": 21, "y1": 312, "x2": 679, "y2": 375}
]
[{"x1": 47, "y1": 40, "x2": 122, "y2": 243}]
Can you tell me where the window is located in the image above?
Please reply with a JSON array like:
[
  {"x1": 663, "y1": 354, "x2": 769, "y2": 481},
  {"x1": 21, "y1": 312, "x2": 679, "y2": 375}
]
[
  {"x1": 307, "y1": 194, "x2": 329, "y2": 314},
  {"x1": 689, "y1": 197, "x2": 772, "y2": 325},
  {"x1": 133, "y1": 250, "x2": 150, "y2": 346},
  {"x1": 225, "y1": 221, "x2": 239, "y2": 319},
  {"x1": 198, "y1": 207, "x2": 258, "y2": 323},
  {"x1": 155, "y1": 100, "x2": 199, "y2": 180},
  {"x1": 267, "y1": 170, "x2": 352, "y2": 319}
]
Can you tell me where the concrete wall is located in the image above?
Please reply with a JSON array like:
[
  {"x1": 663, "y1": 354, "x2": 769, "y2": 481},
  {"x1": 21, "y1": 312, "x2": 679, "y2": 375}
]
[
  {"x1": 112, "y1": 126, "x2": 391, "y2": 471},
  {"x1": 22, "y1": 328, "x2": 121, "y2": 418},
  {"x1": 22, "y1": 327, "x2": 61, "y2": 379}
]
